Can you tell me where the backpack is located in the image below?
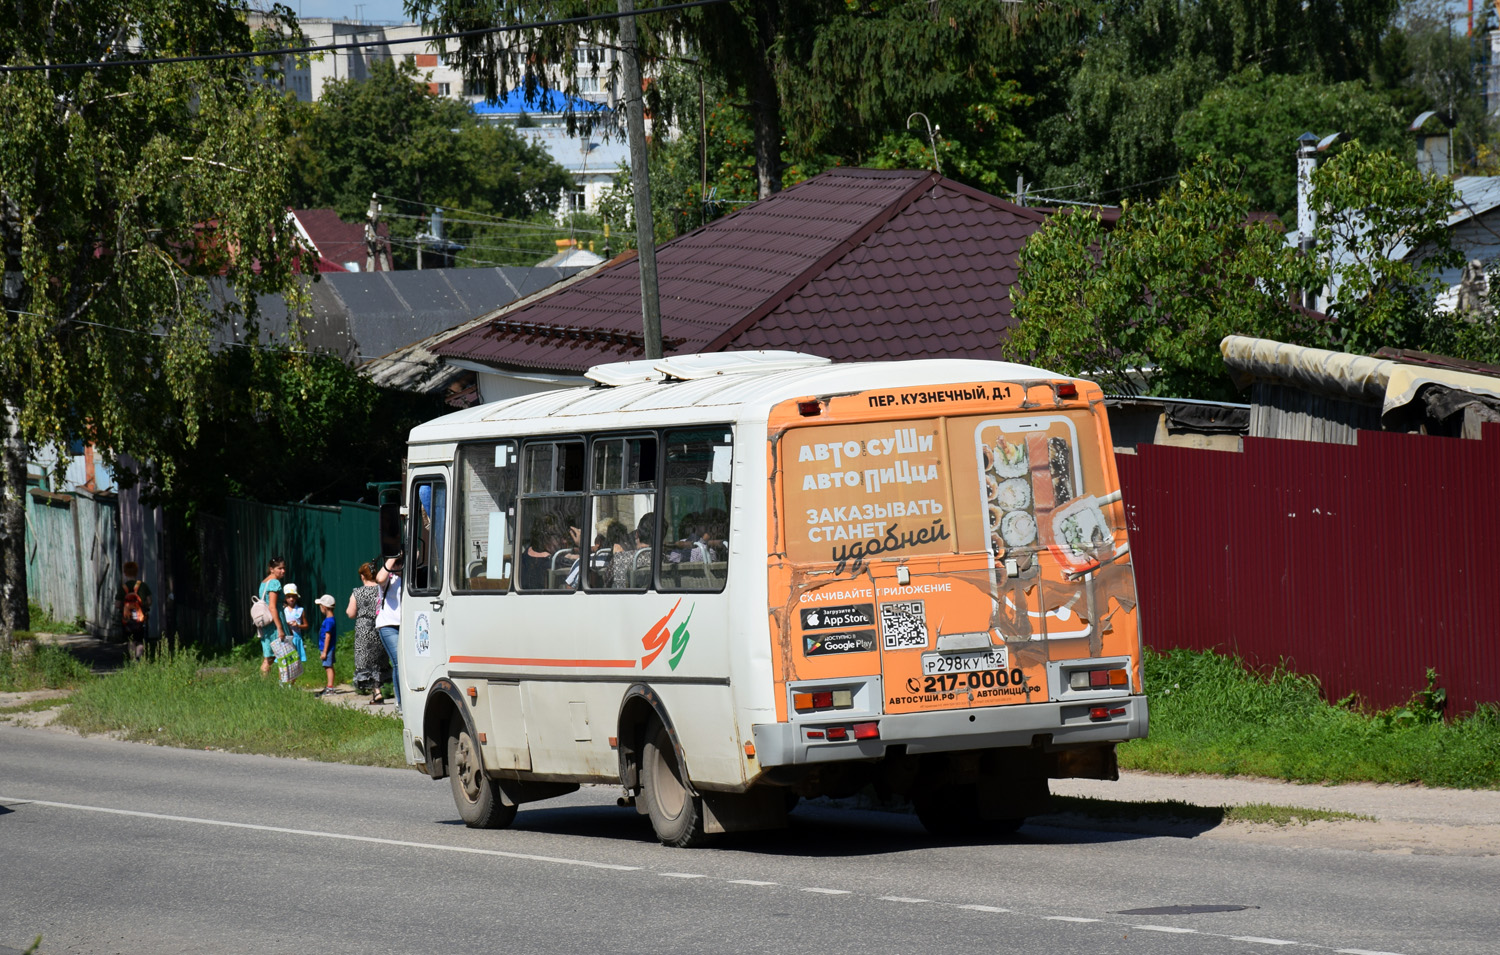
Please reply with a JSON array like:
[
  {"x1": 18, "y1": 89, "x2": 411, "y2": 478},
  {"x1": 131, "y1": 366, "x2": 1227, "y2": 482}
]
[
  {"x1": 122, "y1": 581, "x2": 146, "y2": 632},
  {"x1": 250, "y1": 592, "x2": 275, "y2": 628}
]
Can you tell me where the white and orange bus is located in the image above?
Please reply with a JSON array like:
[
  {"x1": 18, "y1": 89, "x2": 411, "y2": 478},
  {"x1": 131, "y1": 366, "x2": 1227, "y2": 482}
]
[{"x1": 395, "y1": 352, "x2": 1147, "y2": 846}]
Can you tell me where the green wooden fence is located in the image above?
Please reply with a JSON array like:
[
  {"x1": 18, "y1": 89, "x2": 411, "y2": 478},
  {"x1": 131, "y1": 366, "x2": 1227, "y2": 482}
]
[{"x1": 222, "y1": 497, "x2": 380, "y2": 648}]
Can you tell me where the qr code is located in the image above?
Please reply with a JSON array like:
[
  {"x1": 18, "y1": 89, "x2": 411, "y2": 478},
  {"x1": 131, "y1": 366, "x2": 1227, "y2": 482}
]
[{"x1": 880, "y1": 600, "x2": 928, "y2": 650}]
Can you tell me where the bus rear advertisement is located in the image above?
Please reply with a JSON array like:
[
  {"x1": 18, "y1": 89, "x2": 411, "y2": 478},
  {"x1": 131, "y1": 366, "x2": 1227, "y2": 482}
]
[{"x1": 396, "y1": 353, "x2": 1147, "y2": 846}]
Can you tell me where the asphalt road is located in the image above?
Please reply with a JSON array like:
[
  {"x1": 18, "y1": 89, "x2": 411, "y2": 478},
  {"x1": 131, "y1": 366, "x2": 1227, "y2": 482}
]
[{"x1": 1, "y1": 724, "x2": 1495, "y2": 955}]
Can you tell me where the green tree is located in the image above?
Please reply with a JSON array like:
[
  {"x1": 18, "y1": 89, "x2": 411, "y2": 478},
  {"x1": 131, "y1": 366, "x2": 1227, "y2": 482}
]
[
  {"x1": 1311, "y1": 140, "x2": 1459, "y2": 355},
  {"x1": 1006, "y1": 158, "x2": 1322, "y2": 400},
  {"x1": 291, "y1": 58, "x2": 575, "y2": 267},
  {"x1": 1038, "y1": 0, "x2": 1401, "y2": 202},
  {"x1": 404, "y1": 0, "x2": 838, "y2": 199},
  {"x1": 140, "y1": 347, "x2": 445, "y2": 520},
  {"x1": 1174, "y1": 68, "x2": 1407, "y2": 220},
  {"x1": 1007, "y1": 146, "x2": 1462, "y2": 399},
  {"x1": 0, "y1": 1, "x2": 311, "y2": 645}
]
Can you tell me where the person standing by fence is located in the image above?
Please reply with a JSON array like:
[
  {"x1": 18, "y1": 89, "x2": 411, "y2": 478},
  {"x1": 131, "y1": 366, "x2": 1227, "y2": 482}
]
[
  {"x1": 258, "y1": 557, "x2": 287, "y2": 676},
  {"x1": 115, "y1": 560, "x2": 153, "y2": 660},
  {"x1": 347, "y1": 562, "x2": 382, "y2": 702}
]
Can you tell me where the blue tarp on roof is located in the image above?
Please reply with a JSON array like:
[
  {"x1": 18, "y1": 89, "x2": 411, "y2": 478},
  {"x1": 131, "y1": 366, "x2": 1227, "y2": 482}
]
[{"x1": 471, "y1": 89, "x2": 610, "y2": 115}]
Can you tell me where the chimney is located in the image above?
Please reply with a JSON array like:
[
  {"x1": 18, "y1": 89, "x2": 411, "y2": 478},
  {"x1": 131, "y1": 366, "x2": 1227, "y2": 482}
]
[
  {"x1": 1411, "y1": 111, "x2": 1452, "y2": 177},
  {"x1": 1296, "y1": 132, "x2": 1318, "y2": 255}
]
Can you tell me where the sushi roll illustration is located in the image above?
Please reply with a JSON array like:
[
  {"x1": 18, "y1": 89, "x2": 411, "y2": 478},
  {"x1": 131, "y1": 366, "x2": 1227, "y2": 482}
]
[
  {"x1": 1000, "y1": 510, "x2": 1038, "y2": 548},
  {"x1": 995, "y1": 477, "x2": 1031, "y2": 511},
  {"x1": 993, "y1": 437, "x2": 1028, "y2": 478},
  {"x1": 1048, "y1": 437, "x2": 1073, "y2": 504}
]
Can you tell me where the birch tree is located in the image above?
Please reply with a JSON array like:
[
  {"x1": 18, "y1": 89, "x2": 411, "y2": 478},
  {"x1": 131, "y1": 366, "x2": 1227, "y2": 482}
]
[{"x1": 0, "y1": 1, "x2": 310, "y2": 645}]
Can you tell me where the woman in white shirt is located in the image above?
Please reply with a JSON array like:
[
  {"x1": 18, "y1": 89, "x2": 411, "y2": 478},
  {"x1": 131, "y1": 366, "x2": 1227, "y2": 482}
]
[{"x1": 374, "y1": 554, "x2": 403, "y2": 712}]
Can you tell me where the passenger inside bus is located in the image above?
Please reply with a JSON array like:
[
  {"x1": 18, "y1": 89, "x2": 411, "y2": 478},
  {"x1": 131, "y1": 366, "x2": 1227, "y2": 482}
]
[{"x1": 605, "y1": 513, "x2": 655, "y2": 589}]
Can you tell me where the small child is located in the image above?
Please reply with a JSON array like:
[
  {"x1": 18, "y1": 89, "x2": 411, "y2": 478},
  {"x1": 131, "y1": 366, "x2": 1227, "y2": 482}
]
[
  {"x1": 315, "y1": 594, "x2": 338, "y2": 695},
  {"x1": 282, "y1": 584, "x2": 308, "y2": 664}
]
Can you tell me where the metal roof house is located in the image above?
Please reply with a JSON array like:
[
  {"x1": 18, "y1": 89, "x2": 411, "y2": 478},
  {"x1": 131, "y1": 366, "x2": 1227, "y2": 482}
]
[{"x1": 430, "y1": 167, "x2": 1063, "y2": 405}]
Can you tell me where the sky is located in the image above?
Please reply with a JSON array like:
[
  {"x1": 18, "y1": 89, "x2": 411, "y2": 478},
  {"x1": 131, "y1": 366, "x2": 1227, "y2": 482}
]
[{"x1": 278, "y1": 1, "x2": 414, "y2": 24}]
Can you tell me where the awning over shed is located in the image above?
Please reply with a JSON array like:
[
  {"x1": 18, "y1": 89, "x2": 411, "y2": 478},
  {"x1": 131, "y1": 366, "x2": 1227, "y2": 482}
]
[{"x1": 1221, "y1": 335, "x2": 1500, "y2": 416}]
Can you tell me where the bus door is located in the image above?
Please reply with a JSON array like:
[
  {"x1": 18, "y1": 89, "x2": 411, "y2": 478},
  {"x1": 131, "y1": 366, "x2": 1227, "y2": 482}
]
[{"x1": 405, "y1": 470, "x2": 449, "y2": 694}]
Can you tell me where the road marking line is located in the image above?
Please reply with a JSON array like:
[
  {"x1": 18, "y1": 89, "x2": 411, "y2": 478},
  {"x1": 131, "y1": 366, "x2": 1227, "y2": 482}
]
[
  {"x1": 1230, "y1": 937, "x2": 1299, "y2": 946},
  {"x1": 879, "y1": 896, "x2": 928, "y2": 904},
  {"x1": 1335, "y1": 950, "x2": 1407, "y2": 955},
  {"x1": 803, "y1": 887, "x2": 852, "y2": 895},
  {"x1": 1132, "y1": 926, "x2": 1198, "y2": 934},
  {"x1": 0, "y1": 796, "x2": 640, "y2": 872},
  {"x1": 660, "y1": 873, "x2": 706, "y2": 879},
  {"x1": 1046, "y1": 916, "x2": 1100, "y2": 923},
  {"x1": 957, "y1": 905, "x2": 1010, "y2": 913},
  {"x1": 727, "y1": 880, "x2": 778, "y2": 886}
]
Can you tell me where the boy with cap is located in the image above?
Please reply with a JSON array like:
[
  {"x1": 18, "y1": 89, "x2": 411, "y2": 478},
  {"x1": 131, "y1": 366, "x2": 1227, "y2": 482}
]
[{"x1": 314, "y1": 594, "x2": 338, "y2": 695}]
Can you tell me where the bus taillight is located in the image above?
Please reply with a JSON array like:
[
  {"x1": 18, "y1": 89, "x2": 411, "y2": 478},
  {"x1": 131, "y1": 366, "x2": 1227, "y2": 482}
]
[{"x1": 793, "y1": 688, "x2": 854, "y2": 712}]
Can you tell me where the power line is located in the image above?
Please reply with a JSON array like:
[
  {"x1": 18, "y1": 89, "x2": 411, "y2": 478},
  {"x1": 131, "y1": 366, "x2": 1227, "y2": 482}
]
[
  {"x1": 375, "y1": 194, "x2": 610, "y2": 234},
  {"x1": 0, "y1": 0, "x2": 733, "y2": 73},
  {"x1": 380, "y1": 209, "x2": 608, "y2": 237}
]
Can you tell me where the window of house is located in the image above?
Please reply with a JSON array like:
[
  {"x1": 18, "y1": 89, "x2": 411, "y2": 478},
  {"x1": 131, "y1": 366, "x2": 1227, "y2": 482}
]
[
  {"x1": 516, "y1": 440, "x2": 586, "y2": 592},
  {"x1": 454, "y1": 441, "x2": 519, "y2": 592},
  {"x1": 568, "y1": 191, "x2": 587, "y2": 213},
  {"x1": 660, "y1": 429, "x2": 732, "y2": 592},
  {"x1": 436, "y1": 82, "x2": 451, "y2": 96},
  {"x1": 587, "y1": 435, "x2": 658, "y2": 591}
]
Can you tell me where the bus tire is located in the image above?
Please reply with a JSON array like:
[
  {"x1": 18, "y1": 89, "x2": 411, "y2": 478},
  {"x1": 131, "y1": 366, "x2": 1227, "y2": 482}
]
[
  {"x1": 641, "y1": 721, "x2": 711, "y2": 848},
  {"x1": 448, "y1": 721, "x2": 517, "y2": 830}
]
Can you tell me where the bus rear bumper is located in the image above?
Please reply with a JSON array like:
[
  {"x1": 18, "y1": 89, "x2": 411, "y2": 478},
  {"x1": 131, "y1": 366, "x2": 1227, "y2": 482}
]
[{"x1": 751, "y1": 695, "x2": 1148, "y2": 768}]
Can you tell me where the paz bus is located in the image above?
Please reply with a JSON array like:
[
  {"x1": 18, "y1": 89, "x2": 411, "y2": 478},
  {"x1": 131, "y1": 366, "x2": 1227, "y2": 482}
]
[{"x1": 394, "y1": 352, "x2": 1147, "y2": 847}]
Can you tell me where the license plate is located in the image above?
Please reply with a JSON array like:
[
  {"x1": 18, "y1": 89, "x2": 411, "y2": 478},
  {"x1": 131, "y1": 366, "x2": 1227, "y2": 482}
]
[{"x1": 921, "y1": 647, "x2": 1008, "y2": 675}]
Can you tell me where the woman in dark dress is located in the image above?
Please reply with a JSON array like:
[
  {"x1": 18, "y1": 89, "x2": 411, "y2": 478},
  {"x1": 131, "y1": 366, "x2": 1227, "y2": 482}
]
[
  {"x1": 346, "y1": 562, "x2": 382, "y2": 695},
  {"x1": 519, "y1": 515, "x2": 557, "y2": 590}
]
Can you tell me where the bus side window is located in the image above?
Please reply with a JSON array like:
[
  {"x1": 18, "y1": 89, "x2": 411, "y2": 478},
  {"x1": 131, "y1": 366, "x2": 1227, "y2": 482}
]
[
  {"x1": 661, "y1": 429, "x2": 731, "y2": 593},
  {"x1": 588, "y1": 435, "x2": 658, "y2": 591},
  {"x1": 455, "y1": 441, "x2": 518, "y2": 592},
  {"x1": 517, "y1": 440, "x2": 586, "y2": 592}
]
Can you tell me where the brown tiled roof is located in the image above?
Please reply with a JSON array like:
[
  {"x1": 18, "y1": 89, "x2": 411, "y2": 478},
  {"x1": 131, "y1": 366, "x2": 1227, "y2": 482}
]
[
  {"x1": 433, "y1": 168, "x2": 1053, "y2": 372},
  {"x1": 291, "y1": 208, "x2": 392, "y2": 272}
]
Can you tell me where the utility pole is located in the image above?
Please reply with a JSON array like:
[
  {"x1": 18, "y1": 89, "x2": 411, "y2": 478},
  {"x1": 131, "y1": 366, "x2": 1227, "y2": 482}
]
[
  {"x1": 364, "y1": 193, "x2": 390, "y2": 272},
  {"x1": 617, "y1": 0, "x2": 662, "y2": 360}
]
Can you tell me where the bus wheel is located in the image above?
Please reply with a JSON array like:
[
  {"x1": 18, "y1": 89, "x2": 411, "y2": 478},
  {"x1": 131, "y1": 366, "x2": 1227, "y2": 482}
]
[
  {"x1": 448, "y1": 721, "x2": 517, "y2": 830},
  {"x1": 641, "y1": 721, "x2": 711, "y2": 847}
]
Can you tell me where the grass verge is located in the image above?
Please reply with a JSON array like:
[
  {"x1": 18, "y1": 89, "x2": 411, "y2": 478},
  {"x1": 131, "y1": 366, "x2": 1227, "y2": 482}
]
[
  {"x1": 1120, "y1": 648, "x2": 1500, "y2": 789},
  {"x1": 1, "y1": 640, "x2": 96, "y2": 692},
  {"x1": 56, "y1": 642, "x2": 404, "y2": 767}
]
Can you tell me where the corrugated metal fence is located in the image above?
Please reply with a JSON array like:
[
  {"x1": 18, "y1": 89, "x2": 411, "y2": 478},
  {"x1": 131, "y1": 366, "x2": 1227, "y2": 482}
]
[
  {"x1": 223, "y1": 498, "x2": 380, "y2": 647},
  {"x1": 24, "y1": 492, "x2": 378, "y2": 647},
  {"x1": 1117, "y1": 423, "x2": 1500, "y2": 716},
  {"x1": 24, "y1": 489, "x2": 120, "y2": 635}
]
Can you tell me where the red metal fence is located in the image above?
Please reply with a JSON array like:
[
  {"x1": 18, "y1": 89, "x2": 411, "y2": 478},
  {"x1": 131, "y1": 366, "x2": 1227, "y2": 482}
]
[{"x1": 1116, "y1": 423, "x2": 1500, "y2": 716}]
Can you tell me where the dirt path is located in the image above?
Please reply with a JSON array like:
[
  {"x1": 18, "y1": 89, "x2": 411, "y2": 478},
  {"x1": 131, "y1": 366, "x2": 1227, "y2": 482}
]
[{"x1": 1051, "y1": 774, "x2": 1500, "y2": 857}]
